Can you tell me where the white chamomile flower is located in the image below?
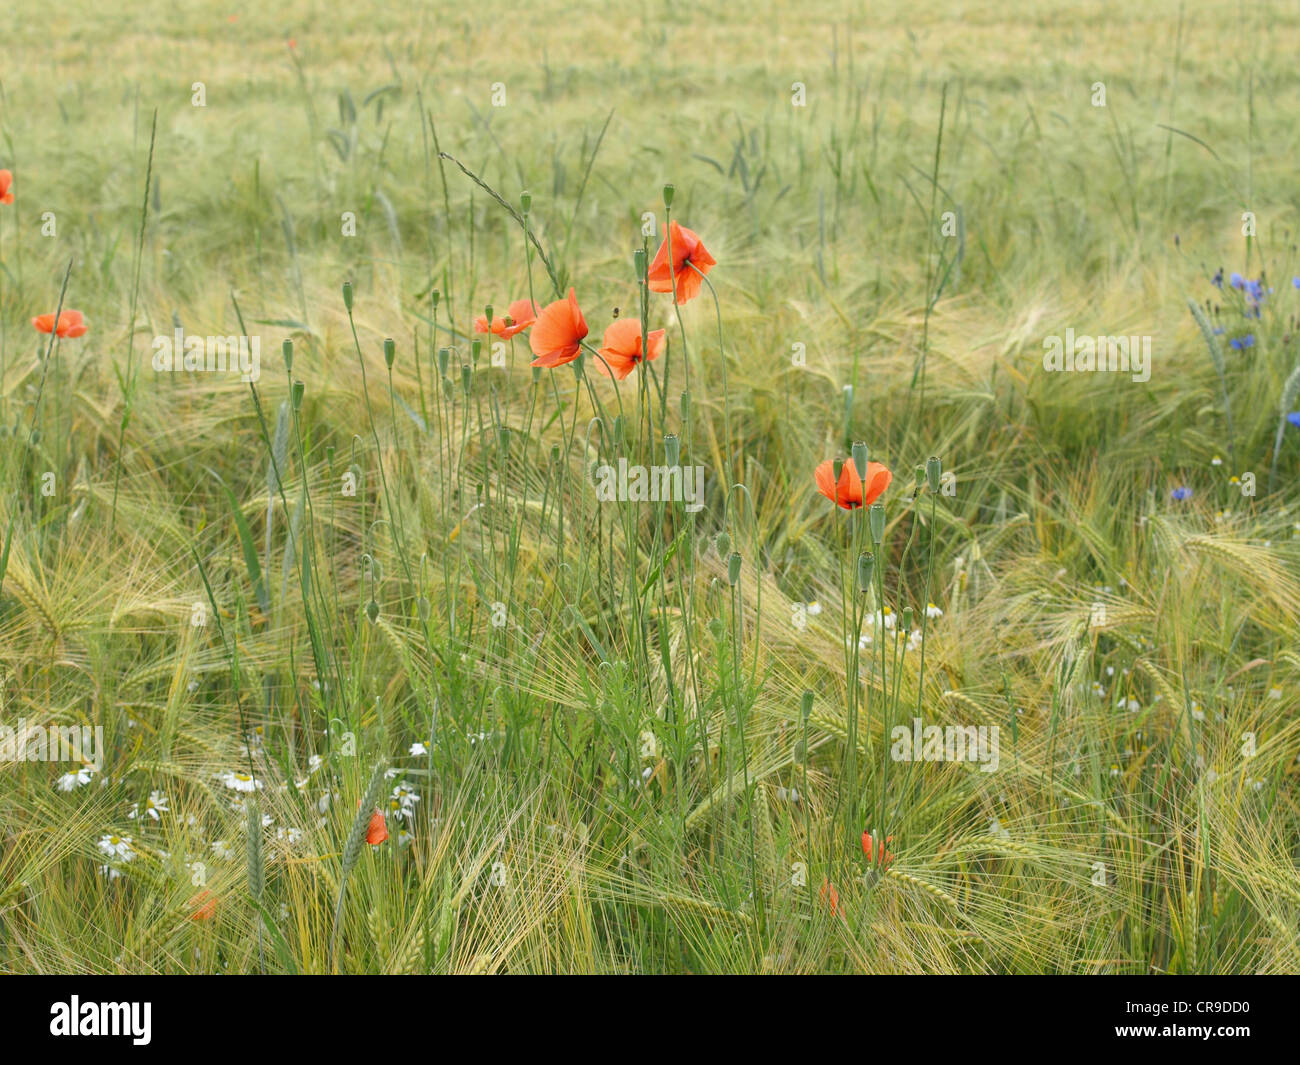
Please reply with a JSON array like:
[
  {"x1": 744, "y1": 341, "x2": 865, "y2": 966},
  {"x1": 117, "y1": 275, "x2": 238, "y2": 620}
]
[
  {"x1": 409, "y1": 741, "x2": 428, "y2": 757},
  {"x1": 56, "y1": 765, "x2": 95, "y2": 792},
  {"x1": 1269, "y1": 686, "x2": 1282, "y2": 700},
  {"x1": 220, "y1": 770, "x2": 263, "y2": 793},
  {"x1": 906, "y1": 629, "x2": 923, "y2": 652},
  {"x1": 806, "y1": 601, "x2": 823, "y2": 617},
  {"x1": 925, "y1": 602, "x2": 943, "y2": 619},
  {"x1": 211, "y1": 840, "x2": 234, "y2": 860},
  {"x1": 97, "y1": 834, "x2": 135, "y2": 862},
  {"x1": 1211, "y1": 455, "x2": 1223, "y2": 467}
]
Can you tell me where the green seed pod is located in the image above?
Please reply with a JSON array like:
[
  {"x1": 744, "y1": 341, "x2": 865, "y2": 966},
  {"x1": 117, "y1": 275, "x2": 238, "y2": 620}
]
[
  {"x1": 800, "y1": 690, "x2": 814, "y2": 722},
  {"x1": 902, "y1": 606, "x2": 914, "y2": 630},
  {"x1": 727, "y1": 552, "x2": 742, "y2": 586},
  {"x1": 926, "y1": 455, "x2": 942, "y2": 493},
  {"x1": 869, "y1": 501, "x2": 885, "y2": 544},
  {"x1": 664, "y1": 433, "x2": 681, "y2": 466},
  {"x1": 430, "y1": 289, "x2": 441, "y2": 311},
  {"x1": 292, "y1": 379, "x2": 305, "y2": 411},
  {"x1": 856, "y1": 551, "x2": 875, "y2": 593},
  {"x1": 461, "y1": 364, "x2": 472, "y2": 395},
  {"x1": 471, "y1": 338, "x2": 482, "y2": 364},
  {"x1": 483, "y1": 305, "x2": 494, "y2": 330},
  {"x1": 383, "y1": 337, "x2": 396, "y2": 369},
  {"x1": 634, "y1": 247, "x2": 648, "y2": 279},
  {"x1": 520, "y1": 190, "x2": 532, "y2": 215},
  {"x1": 282, "y1": 338, "x2": 294, "y2": 373},
  {"x1": 437, "y1": 347, "x2": 450, "y2": 378},
  {"x1": 342, "y1": 281, "x2": 354, "y2": 313},
  {"x1": 851, "y1": 441, "x2": 869, "y2": 477},
  {"x1": 662, "y1": 183, "x2": 675, "y2": 208}
]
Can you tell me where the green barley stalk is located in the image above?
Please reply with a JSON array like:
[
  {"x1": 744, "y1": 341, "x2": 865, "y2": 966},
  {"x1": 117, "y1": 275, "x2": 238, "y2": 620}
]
[{"x1": 329, "y1": 759, "x2": 388, "y2": 973}]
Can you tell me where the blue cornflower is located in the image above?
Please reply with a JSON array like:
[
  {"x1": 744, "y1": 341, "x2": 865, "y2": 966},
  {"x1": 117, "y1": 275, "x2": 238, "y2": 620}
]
[
  {"x1": 1229, "y1": 334, "x2": 1256, "y2": 350},
  {"x1": 1230, "y1": 272, "x2": 1245, "y2": 289},
  {"x1": 1293, "y1": 277, "x2": 1300, "y2": 289},
  {"x1": 1212, "y1": 268, "x2": 1224, "y2": 289},
  {"x1": 1288, "y1": 412, "x2": 1300, "y2": 428},
  {"x1": 1171, "y1": 486, "x2": 1192, "y2": 501}
]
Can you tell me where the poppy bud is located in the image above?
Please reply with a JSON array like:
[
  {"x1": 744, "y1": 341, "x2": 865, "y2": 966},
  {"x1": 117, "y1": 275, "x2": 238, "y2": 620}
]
[
  {"x1": 461, "y1": 364, "x2": 472, "y2": 395},
  {"x1": 292, "y1": 379, "x2": 305, "y2": 411},
  {"x1": 383, "y1": 337, "x2": 396, "y2": 369},
  {"x1": 801, "y1": 690, "x2": 814, "y2": 721},
  {"x1": 727, "y1": 552, "x2": 742, "y2": 586},
  {"x1": 437, "y1": 347, "x2": 450, "y2": 377},
  {"x1": 282, "y1": 338, "x2": 294, "y2": 373},
  {"x1": 430, "y1": 289, "x2": 440, "y2": 311},
  {"x1": 30, "y1": 429, "x2": 41, "y2": 445},
  {"x1": 634, "y1": 247, "x2": 647, "y2": 279},
  {"x1": 715, "y1": 531, "x2": 731, "y2": 557},
  {"x1": 869, "y1": 501, "x2": 885, "y2": 544},
  {"x1": 471, "y1": 338, "x2": 482, "y2": 364},
  {"x1": 902, "y1": 606, "x2": 914, "y2": 630},
  {"x1": 926, "y1": 456, "x2": 942, "y2": 493},
  {"x1": 365, "y1": 599, "x2": 380, "y2": 624},
  {"x1": 550, "y1": 443, "x2": 561, "y2": 466},
  {"x1": 856, "y1": 552, "x2": 874, "y2": 593},
  {"x1": 664, "y1": 433, "x2": 681, "y2": 466},
  {"x1": 520, "y1": 190, "x2": 532, "y2": 215},
  {"x1": 342, "y1": 281, "x2": 354, "y2": 313},
  {"x1": 662, "y1": 183, "x2": 675, "y2": 208},
  {"x1": 851, "y1": 441, "x2": 869, "y2": 476}
]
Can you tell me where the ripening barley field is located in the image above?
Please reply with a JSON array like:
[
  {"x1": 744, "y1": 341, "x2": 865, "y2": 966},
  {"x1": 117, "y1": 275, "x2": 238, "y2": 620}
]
[{"x1": 1, "y1": 0, "x2": 1299, "y2": 978}]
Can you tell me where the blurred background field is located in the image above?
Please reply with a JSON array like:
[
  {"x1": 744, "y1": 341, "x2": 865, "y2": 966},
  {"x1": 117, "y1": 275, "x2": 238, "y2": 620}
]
[{"x1": 1, "y1": 0, "x2": 1299, "y2": 973}]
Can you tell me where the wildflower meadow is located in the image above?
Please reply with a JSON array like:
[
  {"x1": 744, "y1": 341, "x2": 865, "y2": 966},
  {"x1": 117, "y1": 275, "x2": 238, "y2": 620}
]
[{"x1": 1, "y1": 0, "x2": 1299, "y2": 994}]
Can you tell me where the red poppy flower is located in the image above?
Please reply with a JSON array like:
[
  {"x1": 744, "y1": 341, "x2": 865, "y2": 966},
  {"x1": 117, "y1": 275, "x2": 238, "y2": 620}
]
[
  {"x1": 529, "y1": 288, "x2": 588, "y2": 368},
  {"x1": 814, "y1": 458, "x2": 891, "y2": 510},
  {"x1": 32, "y1": 310, "x2": 87, "y2": 338},
  {"x1": 366, "y1": 809, "x2": 388, "y2": 846},
  {"x1": 593, "y1": 318, "x2": 666, "y2": 380},
  {"x1": 0, "y1": 170, "x2": 13, "y2": 205},
  {"x1": 862, "y1": 830, "x2": 894, "y2": 868},
  {"x1": 647, "y1": 221, "x2": 716, "y2": 305},
  {"x1": 187, "y1": 889, "x2": 218, "y2": 921},
  {"x1": 819, "y1": 878, "x2": 841, "y2": 917},
  {"x1": 476, "y1": 298, "x2": 541, "y2": 340}
]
